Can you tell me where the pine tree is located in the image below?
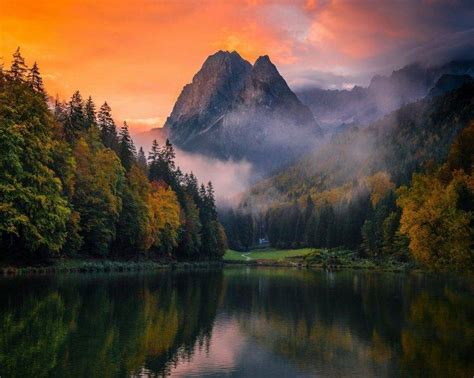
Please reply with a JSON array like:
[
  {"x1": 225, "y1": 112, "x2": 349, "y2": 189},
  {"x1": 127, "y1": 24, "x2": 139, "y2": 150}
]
[
  {"x1": 97, "y1": 102, "x2": 118, "y2": 150},
  {"x1": 9, "y1": 47, "x2": 28, "y2": 81},
  {"x1": 65, "y1": 91, "x2": 85, "y2": 142},
  {"x1": 27, "y1": 62, "x2": 45, "y2": 95},
  {"x1": 137, "y1": 147, "x2": 147, "y2": 172},
  {"x1": 53, "y1": 95, "x2": 67, "y2": 124},
  {"x1": 84, "y1": 96, "x2": 97, "y2": 130},
  {"x1": 118, "y1": 121, "x2": 136, "y2": 171}
]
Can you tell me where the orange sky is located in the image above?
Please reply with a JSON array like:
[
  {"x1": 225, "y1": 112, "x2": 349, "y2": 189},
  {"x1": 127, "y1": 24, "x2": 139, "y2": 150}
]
[{"x1": 1, "y1": 0, "x2": 472, "y2": 133}]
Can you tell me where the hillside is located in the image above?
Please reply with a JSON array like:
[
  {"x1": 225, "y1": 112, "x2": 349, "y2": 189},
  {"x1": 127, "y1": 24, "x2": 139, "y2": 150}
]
[{"x1": 243, "y1": 82, "x2": 474, "y2": 207}]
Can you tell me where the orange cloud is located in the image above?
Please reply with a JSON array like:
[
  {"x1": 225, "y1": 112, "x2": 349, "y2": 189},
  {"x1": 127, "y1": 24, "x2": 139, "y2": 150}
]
[{"x1": 1, "y1": 0, "x2": 470, "y2": 132}]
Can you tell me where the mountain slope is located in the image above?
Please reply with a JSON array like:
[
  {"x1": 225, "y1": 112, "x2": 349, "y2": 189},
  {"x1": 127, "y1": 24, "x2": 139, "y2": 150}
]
[
  {"x1": 244, "y1": 82, "x2": 474, "y2": 207},
  {"x1": 296, "y1": 60, "x2": 474, "y2": 132},
  {"x1": 164, "y1": 51, "x2": 322, "y2": 172}
]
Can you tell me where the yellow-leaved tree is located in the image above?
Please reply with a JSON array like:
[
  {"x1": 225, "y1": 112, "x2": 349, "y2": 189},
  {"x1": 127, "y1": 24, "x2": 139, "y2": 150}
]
[
  {"x1": 148, "y1": 182, "x2": 181, "y2": 256},
  {"x1": 397, "y1": 122, "x2": 474, "y2": 271}
]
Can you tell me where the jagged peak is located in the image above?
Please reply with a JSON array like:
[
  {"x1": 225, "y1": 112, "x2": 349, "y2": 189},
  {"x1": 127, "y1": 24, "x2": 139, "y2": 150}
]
[
  {"x1": 252, "y1": 55, "x2": 280, "y2": 81},
  {"x1": 204, "y1": 50, "x2": 246, "y2": 64}
]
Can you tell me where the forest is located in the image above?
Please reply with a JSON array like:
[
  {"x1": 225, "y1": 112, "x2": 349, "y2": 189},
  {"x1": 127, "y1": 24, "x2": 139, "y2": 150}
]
[
  {"x1": 0, "y1": 49, "x2": 226, "y2": 262},
  {"x1": 222, "y1": 84, "x2": 474, "y2": 272},
  {"x1": 1, "y1": 48, "x2": 472, "y2": 272}
]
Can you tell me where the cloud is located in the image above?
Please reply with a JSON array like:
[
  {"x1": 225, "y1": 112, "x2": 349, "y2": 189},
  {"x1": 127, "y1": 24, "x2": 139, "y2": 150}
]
[
  {"x1": 174, "y1": 150, "x2": 255, "y2": 207},
  {"x1": 125, "y1": 117, "x2": 165, "y2": 132},
  {"x1": 3, "y1": 0, "x2": 474, "y2": 130}
]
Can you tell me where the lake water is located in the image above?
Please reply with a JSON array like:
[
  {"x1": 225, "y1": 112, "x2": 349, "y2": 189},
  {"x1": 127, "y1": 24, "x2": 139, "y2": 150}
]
[{"x1": 0, "y1": 268, "x2": 472, "y2": 377}]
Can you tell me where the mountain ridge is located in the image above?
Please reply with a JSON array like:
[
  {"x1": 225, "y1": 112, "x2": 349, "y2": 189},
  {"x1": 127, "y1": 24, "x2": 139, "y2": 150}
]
[{"x1": 295, "y1": 60, "x2": 474, "y2": 132}]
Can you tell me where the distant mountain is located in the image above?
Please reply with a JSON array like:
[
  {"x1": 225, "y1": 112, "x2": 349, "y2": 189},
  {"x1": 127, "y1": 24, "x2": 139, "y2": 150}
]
[
  {"x1": 296, "y1": 60, "x2": 474, "y2": 132},
  {"x1": 243, "y1": 82, "x2": 474, "y2": 207},
  {"x1": 163, "y1": 51, "x2": 322, "y2": 172}
]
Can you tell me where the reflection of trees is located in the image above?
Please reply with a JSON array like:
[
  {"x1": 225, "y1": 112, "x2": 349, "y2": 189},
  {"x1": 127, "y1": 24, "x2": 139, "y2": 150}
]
[
  {"x1": 0, "y1": 271, "x2": 223, "y2": 377},
  {"x1": 401, "y1": 288, "x2": 474, "y2": 377},
  {"x1": 222, "y1": 269, "x2": 473, "y2": 376}
]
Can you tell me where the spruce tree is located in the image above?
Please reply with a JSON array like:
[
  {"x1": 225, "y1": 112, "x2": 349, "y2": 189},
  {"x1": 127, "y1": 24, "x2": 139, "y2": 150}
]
[
  {"x1": 53, "y1": 95, "x2": 67, "y2": 124},
  {"x1": 137, "y1": 147, "x2": 147, "y2": 172},
  {"x1": 65, "y1": 91, "x2": 85, "y2": 143},
  {"x1": 9, "y1": 47, "x2": 28, "y2": 81},
  {"x1": 84, "y1": 96, "x2": 97, "y2": 130},
  {"x1": 97, "y1": 102, "x2": 118, "y2": 150},
  {"x1": 118, "y1": 121, "x2": 136, "y2": 171},
  {"x1": 27, "y1": 62, "x2": 45, "y2": 95}
]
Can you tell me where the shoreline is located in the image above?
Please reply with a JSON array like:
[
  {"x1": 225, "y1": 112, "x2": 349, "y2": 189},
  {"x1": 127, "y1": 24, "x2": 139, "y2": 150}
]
[
  {"x1": 0, "y1": 258, "x2": 414, "y2": 276},
  {"x1": 0, "y1": 259, "x2": 225, "y2": 276},
  {"x1": 1, "y1": 257, "x2": 469, "y2": 277}
]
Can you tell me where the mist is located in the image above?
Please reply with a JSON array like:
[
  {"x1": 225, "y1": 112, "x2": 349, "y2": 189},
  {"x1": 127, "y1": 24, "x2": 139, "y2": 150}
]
[{"x1": 174, "y1": 149, "x2": 255, "y2": 207}]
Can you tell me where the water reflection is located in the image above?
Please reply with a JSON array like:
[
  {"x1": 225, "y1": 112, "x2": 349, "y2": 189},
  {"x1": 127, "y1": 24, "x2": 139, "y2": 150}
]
[{"x1": 0, "y1": 269, "x2": 472, "y2": 377}]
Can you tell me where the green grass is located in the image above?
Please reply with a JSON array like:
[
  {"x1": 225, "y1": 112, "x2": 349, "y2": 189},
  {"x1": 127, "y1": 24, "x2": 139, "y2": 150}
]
[
  {"x1": 224, "y1": 248, "x2": 412, "y2": 272},
  {"x1": 224, "y1": 248, "x2": 315, "y2": 262}
]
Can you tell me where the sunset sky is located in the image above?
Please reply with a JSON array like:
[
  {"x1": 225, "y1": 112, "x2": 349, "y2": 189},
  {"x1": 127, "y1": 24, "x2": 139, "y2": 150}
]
[{"x1": 1, "y1": 0, "x2": 473, "y2": 133}]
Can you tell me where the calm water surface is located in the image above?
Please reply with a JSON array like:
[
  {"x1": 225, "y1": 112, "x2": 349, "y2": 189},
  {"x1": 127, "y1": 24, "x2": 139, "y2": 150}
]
[{"x1": 0, "y1": 268, "x2": 472, "y2": 377}]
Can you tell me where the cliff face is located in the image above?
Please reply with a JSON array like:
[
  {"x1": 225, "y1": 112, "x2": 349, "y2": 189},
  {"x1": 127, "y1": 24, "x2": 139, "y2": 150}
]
[{"x1": 164, "y1": 51, "x2": 321, "y2": 172}]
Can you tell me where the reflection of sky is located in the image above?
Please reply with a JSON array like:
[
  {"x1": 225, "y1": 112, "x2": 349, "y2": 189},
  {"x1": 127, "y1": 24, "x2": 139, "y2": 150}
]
[
  {"x1": 163, "y1": 312, "x2": 384, "y2": 377},
  {"x1": 166, "y1": 314, "x2": 306, "y2": 377}
]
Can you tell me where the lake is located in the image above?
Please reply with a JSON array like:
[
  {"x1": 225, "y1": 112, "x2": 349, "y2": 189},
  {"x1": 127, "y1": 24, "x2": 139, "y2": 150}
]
[{"x1": 0, "y1": 268, "x2": 472, "y2": 377}]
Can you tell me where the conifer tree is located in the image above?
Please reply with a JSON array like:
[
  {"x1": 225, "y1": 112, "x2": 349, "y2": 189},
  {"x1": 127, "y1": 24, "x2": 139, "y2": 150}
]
[
  {"x1": 118, "y1": 121, "x2": 136, "y2": 171},
  {"x1": 9, "y1": 47, "x2": 28, "y2": 81},
  {"x1": 53, "y1": 95, "x2": 67, "y2": 124},
  {"x1": 84, "y1": 96, "x2": 97, "y2": 130},
  {"x1": 65, "y1": 91, "x2": 85, "y2": 142},
  {"x1": 97, "y1": 102, "x2": 118, "y2": 150},
  {"x1": 27, "y1": 62, "x2": 45, "y2": 95},
  {"x1": 137, "y1": 147, "x2": 147, "y2": 172}
]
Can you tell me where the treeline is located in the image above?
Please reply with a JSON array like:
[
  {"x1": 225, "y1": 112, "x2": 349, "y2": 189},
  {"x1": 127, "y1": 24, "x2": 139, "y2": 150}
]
[
  {"x1": 0, "y1": 48, "x2": 226, "y2": 261},
  {"x1": 223, "y1": 124, "x2": 474, "y2": 271}
]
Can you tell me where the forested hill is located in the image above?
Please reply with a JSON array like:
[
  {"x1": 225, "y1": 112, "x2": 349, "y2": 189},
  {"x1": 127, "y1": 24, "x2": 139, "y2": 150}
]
[
  {"x1": 223, "y1": 82, "x2": 474, "y2": 272},
  {"x1": 0, "y1": 49, "x2": 226, "y2": 262},
  {"x1": 245, "y1": 82, "x2": 474, "y2": 207}
]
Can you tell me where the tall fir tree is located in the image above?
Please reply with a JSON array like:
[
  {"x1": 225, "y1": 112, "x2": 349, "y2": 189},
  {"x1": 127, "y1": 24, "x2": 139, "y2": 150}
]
[
  {"x1": 97, "y1": 102, "x2": 118, "y2": 150},
  {"x1": 84, "y1": 96, "x2": 97, "y2": 130},
  {"x1": 27, "y1": 62, "x2": 45, "y2": 96},
  {"x1": 118, "y1": 121, "x2": 136, "y2": 171},
  {"x1": 65, "y1": 91, "x2": 85, "y2": 143},
  {"x1": 137, "y1": 147, "x2": 147, "y2": 172},
  {"x1": 9, "y1": 47, "x2": 28, "y2": 81}
]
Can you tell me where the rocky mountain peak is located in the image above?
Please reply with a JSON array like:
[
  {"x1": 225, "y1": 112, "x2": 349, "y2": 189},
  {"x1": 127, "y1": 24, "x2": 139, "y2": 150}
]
[{"x1": 163, "y1": 50, "x2": 322, "y2": 172}]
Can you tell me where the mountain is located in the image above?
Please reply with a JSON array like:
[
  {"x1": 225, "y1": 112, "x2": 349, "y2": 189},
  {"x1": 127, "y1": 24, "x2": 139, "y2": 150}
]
[
  {"x1": 428, "y1": 74, "x2": 474, "y2": 98},
  {"x1": 163, "y1": 51, "x2": 322, "y2": 172},
  {"x1": 296, "y1": 60, "x2": 474, "y2": 132},
  {"x1": 243, "y1": 82, "x2": 474, "y2": 208}
]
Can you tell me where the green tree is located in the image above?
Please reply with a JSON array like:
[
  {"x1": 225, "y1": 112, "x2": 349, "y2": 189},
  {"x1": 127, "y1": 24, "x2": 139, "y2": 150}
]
[
  {"x1": 27, "y1": 62, "x2": 45, "y2": 96},
  {"x1": 65, "y1": 91, "x2": 85, "y2": 143},
  {"x1": 137, "y1": 147, "x2": 147, "y2": 172},
  {"x1": 9, "y1": 47, "x2": 28, "y2": 81},
  {"x1": 0, "y1": 73, "x2": 70, "y2": 257},
  {"x1": 118, "y1": 121, "x2": 136, "y2": 171},
  {"x1": 84, "y1": 96, "x2": 97, "y2": 130},
  {"x1": 72, "y1": 138, "x2": 124, "y2": 256},
  {"x1": 97, "y1": 101, "x2": 118, "y2": 151},
  {"x1": 115, "y1": 165, "x2": 151, "y2": 256}
]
